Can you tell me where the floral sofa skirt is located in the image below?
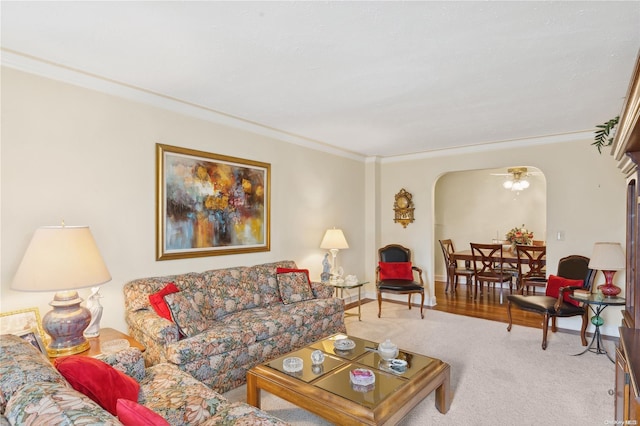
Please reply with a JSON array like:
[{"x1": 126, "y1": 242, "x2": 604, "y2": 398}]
[
  {"x1": 124, "y1": 260, "x2": 346, "y2": 393},
  {"x1": 0, "y1": 334, "x2": 288, "y2": 425}
]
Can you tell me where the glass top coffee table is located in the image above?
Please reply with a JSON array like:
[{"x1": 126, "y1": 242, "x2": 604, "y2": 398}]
[{"x1": 246, "y1": 333, "x2": 451, "y2": 425}]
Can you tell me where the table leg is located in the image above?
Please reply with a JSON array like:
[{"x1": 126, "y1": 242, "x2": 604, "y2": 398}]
[
  {"x1": 246, "y1": 371, "x2": 261, "y2": 408},
  {"x1": 357, "y1": 285, "x2": 362, "y2": 321},
  {"x1": 573, "y1": 305, "x2": 614, "y2": 363},
  {"x1": 434, "y1": 365, "x2": 451, "y2": 414}
]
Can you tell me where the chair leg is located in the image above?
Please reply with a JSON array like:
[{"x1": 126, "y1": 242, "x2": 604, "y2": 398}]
[
  {"x1": 445, "y1": 274, "x2": 450, "y2": 293},
  {"x1": 407, "y1": 294, "x2": 412, "y2": 310},
  {"x1": 542, "y1": 313, "x2": 550, "y2": 350},
  {"x1": 551, "y1": 317, "x2": 557, "y2": 333},
  {"x1": 580, "y1": 311, "x2": 588, "y2": 346},
  {"x1": 506, "y1": 300, "x2": 513, "y2": 331},
  {"x1": 377, "y1": 291, "x2": 382, "y2": 318},
  {"x1": 419, "y1": 291, "x2": 424, "y2": 319}
]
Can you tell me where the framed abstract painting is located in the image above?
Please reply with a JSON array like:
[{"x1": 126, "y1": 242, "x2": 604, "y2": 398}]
[{"x1": 156, "y1": 144, "x2": 270, "y2": 260}]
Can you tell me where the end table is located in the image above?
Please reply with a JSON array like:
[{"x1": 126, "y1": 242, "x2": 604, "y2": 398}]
[
  {"x1": 48, "y1": 327, "x2": 144, "y2": 361},
  {"x1": 570, "y1": 293, "x2": 625, "y2": 363},
  {"x1": 328, "y1": 281, "x2": 368, "y2": 321}
]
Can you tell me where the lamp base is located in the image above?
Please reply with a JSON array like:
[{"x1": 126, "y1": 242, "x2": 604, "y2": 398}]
[
  {"x1": 597, "y1": 283, "x2": 622, "y2": 297},
  {"x1": 43, "y1": 290, "x2": 92, "y2": 358},
  {"x1": 597, "y1": 270, "x2": 622, "y2": 297}
]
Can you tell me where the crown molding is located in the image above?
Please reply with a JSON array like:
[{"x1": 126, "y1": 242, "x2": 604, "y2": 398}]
[{"x1": 1, "y1": 49, "x2": 366, "y2": 162}]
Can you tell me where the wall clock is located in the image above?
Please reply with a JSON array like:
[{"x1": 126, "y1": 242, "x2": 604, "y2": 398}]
[{"x1": 393, "y1": 188, "x2": 415, "y2": 228}]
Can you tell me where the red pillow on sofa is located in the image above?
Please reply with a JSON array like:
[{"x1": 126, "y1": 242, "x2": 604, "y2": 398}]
[
  {"x1": 54, "y1": 355, "x2": 140, "y2": 415},
  {"x1": 276, "y1": 267, "x2": 311, "y2": 285},
  {"x1": 378, "y1": 262, "x2": 414, "y2": 281},
  {"x1": 116, "y1": 398, "x2": 169, "y2": 426},
  {"x1": 545, "y1": 274, "x2": 584, "y2": 307},
  {"x1": 149, "y1": 282, "x2": 180, "y2": 321}
]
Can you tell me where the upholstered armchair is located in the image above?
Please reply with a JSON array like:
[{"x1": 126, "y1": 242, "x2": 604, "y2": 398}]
[{"x1": 376, "y1": 244, "x2": 425, "y2": 319}]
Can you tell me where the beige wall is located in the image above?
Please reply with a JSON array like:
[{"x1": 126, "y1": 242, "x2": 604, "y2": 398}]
[
  {"x1": 0, "y1": 68, "x2": 367, "y2": 332},
  {"x1": 370, "y1": 140, "x2": 627, "y2": 335},
  {"x1": 1, "y1": 66, "x2": 629, "y2": 338}
]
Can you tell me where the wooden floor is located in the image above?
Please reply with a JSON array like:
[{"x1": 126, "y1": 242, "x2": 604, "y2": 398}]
[
  {"x1": 428, "y1": 280, "x2": 545, "y2": 329},
  {"x1": 357, "y1": 280, "x2": 545, "y2": 330}
]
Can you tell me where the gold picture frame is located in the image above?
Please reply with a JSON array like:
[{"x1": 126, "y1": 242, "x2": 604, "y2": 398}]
[
  {"x1": 0, "y1": 307, "x2": 47, "y2": 347},
  {"x1": 156, "y1": 144, "x2": 271, "y2": 260}
]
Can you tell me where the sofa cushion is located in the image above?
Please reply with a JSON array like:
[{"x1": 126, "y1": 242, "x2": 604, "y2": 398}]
[
  {"x1": 116, "y1": 398, "x2": 169, "y2": 426},
  {"x1": 165, "y1": 291, "x2": 212, "y2": 337},
  {"x1": 164, "y1": 324, "x2": 254, "y2": 365},
  {"x1": 54, "y1": 356, "x2": 140, "y2": 416},
  {"x1": 201, "y1": 401, "x2": 289, "y2": 425},
  {"x1": 220, "y1": 308, "x2": 298, "y2": 342},
  {"x1": 96, "y1": 347, "x2": 146, "y2": 383},
  {"x1": 277, "y1": 271, "x2": 315, "y2": 304},
  {"x1": 0, "y1": 334, "x2": 68, "y2": 414},
  {"x1": 139, "y1": 363, "x2": 228, "y2": 425},
  {"x1": 149, "y1": 282, "x2": 180, "y2": 321},
  {"x1": 5, "y1": 381, "x2": 122, "y2": 425}
]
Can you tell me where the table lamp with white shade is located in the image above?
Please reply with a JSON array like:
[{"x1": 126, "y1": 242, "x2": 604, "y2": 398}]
[
  {"x1": 11, "y1": 225, "x2": 111, "y2": 357},
  {"x1": 320, "y1": 228, "x2": 349, "y2": 282},
  {"x1": 588, "y1": 242, "x2": 625, "y2": 297}
]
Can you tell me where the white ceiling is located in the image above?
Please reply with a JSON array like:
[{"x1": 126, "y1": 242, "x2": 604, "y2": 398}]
[{"x1": 2, "y1": 1, "x2": 639, "y2": 158}]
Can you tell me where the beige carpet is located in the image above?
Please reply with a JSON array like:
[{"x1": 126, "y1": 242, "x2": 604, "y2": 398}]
[{"x1": 224, "y1": 302, "x2": 616, "y2": 425}]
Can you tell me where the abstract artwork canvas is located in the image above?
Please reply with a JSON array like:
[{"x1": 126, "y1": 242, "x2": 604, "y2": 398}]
[{"x1": 156, "y1": 144, "x2": 270, "y2": 260}]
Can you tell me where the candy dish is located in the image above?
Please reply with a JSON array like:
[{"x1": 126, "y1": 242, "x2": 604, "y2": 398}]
[
  {"x1": 282, "y1": 357, "x2": 303, "y2": 373},
  {"x1": 334, "y1": 338, "x2": 356, "y2": 351},
  {"x1": 349, "y1": 368, "x2": 375, "y2": 386}
]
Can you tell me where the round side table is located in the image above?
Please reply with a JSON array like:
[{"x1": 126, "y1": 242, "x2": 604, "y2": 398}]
[{"x1": 569, "y1": 293, "x2": 625, "y2": 362}]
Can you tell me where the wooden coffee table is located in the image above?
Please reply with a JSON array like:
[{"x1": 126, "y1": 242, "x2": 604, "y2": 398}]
[{"x1": 247, "y1": 333, "x2": 451, "y2": 425}]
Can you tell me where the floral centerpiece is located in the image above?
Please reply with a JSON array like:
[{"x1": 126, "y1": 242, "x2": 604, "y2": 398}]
[{"x1": 505, "y1": 224, "x2": 534, "y2": 250}]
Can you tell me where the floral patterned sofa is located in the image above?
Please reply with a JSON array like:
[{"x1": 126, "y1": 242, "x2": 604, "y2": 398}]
[
  {"x1": 123, "y1": 260, "x2": 346, "y2": 393},
  {"x1": 0, "y1": 334, "x2": 288, "y2": 425}
]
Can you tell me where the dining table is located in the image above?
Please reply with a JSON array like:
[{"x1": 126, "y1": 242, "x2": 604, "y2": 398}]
[{"x1": 447, "y1": 246, "x2": 546, "y2": 294}]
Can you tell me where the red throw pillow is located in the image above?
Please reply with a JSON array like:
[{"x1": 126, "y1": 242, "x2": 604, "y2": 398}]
[
  {"x1": 545, "y1": 274, "x2": 584, "y2": 307},
  {"x1": 378, "y1": 262, "x2": 414, "y2": 281},
  {"x1": 149, "y1": 282, "x2": 180, "y2": 321},
  {"x1": 54, "y1": 356, "x2": 140, "y2": 415},
  {"x1": 276, "y1": 267, "x2": 312, "y2": 285},
  {"x1": 116, "y1": 399, "x2": 170, "y2": 426}
]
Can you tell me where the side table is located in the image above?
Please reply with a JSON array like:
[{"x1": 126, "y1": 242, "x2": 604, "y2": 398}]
[
  {"x1": 570, "y1": 293, "x2": 625, "y2": 363},
  {"x1": 48, "y1": 328, "x2": 145, "y2": 361},
  {"x1": 328, "y1": 281, "x2": 368, "y2": 321}
]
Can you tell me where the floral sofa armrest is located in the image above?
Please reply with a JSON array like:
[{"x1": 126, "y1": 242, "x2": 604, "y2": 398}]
[
  {"x1": 126, "y1": 309, "x2": 180, "y2": 346},
  {"x1": 310, "y1": 281, "x2": 335, "y2": 299},
  {"x1": 95, "y1": 347, "x2": 146, "y2": 382}
]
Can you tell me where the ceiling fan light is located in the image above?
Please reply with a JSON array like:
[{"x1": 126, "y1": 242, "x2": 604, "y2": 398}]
[
  {"x1": 520, "y1": 179, "x2": 530, "y2": 189},
  {"x1": 503, "y1": 180, "x2": 513, "y2": 189},
  {"x1": 512, "y1": 181, "x2": 523, "y2": 191}
]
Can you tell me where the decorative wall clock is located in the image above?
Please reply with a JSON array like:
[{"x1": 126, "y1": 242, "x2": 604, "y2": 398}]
[{"x1": 393, "y1": 188, "x2": 414, "y2": 228}]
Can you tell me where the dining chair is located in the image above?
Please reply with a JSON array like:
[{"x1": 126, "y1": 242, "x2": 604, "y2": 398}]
[
  {"x1": 376, "y1": 244, "x2": 425, "y2": 319},
  {"x1": 439, "y1": 239, "x2": 474, "y2": 293},
  {"x1": 470, "y1": 243, "x2": 513, "y2": 298},
  {"x1": 506, "y1": 255, "x2": 594, "y2": 350},
  {"x1": 515, "y1": 244, "x2": 547, "y2": 294}
]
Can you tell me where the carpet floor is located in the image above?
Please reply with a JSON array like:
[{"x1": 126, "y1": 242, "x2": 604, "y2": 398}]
[{"x1": 224, "y1": 302, "x2": 616, "y2": 425}]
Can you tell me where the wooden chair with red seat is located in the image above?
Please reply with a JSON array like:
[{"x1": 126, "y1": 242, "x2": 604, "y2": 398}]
[
  {"x1": 439, "y1": 239, "x2": 474, "y2": 293},
  {"x1": 515, "y1": 244, "x2": 547, "y2": 294},
  {"x1": 470, "y1": 243, "x2": 513, "y2": 298},
  {"x1": 506, "y1": 255, "x2": 595, "y2": 350},
  {"x1": 376, "y1": 244, "x2": 425, "y2": 319}
]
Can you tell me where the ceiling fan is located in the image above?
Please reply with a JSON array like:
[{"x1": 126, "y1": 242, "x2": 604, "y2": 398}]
[{"x1": 491, "y1": 167, "x2": 540, "y2": 191}]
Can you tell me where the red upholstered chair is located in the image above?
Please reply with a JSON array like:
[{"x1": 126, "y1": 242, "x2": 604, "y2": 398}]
[
  {"x1": 506, "y1": 255, "x2": 595, "y2": 350},
  {"x1": 376, "y1": 244, "x2": 425, "y2": 319}
]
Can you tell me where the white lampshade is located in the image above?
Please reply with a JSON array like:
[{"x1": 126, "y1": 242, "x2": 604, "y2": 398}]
[
  {"x1": 320, "y1": 228, "x2": 349, "y2": 250},
  {"x1": 588, "y1": 242, "x2": 625, "y2": 271},
  {"x1": 12, "y1": 225, "x2": 112, "y2": 357},
  {"x1": 12, "y1": 225, "x2": 112, "y2": 292}
]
